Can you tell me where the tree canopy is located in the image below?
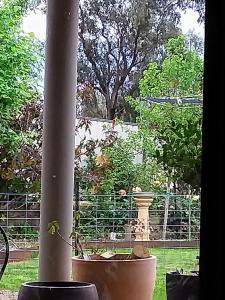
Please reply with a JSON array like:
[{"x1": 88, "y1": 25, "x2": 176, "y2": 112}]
[
  {"x1": 26, "y1": 0, "x2": 205, "y2": 121},
  {"x1": 0, "y1": 0, "x2": 42, "y2": 149},
  {"x1": 78, "y1": 0, "x2": 182, "y2": 120},
  {"x1": 140, "y1": 35, "x2": 203, "y2": 98},
  {"x1": 0, "y1": 1, "x2": 205, "y2": 194},
  {"x1": 0, "y1": 0, "x2": 42, "y2": 192},
  {"x1": 128, "y1": 35, "x2": 203, "y2": 193}
]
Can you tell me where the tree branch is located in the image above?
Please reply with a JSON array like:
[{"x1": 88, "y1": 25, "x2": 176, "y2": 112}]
[{"x1": 79, "y1": 6, "x2": 107, "y2": 96}]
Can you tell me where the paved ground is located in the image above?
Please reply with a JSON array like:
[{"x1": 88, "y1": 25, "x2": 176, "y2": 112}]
[{"x1": 0, "y1": 291, "x2": 18, "y2": 300}]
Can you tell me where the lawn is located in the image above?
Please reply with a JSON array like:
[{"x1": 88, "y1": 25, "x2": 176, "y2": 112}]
[{"x1": 1, "y1": 248, "x2": 199, "y2": 300}]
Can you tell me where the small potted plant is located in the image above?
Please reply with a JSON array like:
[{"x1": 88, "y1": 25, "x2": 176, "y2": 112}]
[
  {"x1": 47, "y1": 210, "x2": 157, "y2": 300},
  {"x1": 72, "y1": 245, "x2": 157, "y2": 300},
  {"x1": 16, "y1": 220, "x2": 99, "y2": 300}
]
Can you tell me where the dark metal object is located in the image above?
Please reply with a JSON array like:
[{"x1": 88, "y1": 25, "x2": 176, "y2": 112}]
[{"x1": 0, "y1": 225, "x2": 9, "y2": 280}]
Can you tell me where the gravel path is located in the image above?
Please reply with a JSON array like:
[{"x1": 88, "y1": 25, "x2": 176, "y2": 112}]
[{"x1": 0, "y1": 291, "x2": 18, "y2": 300}]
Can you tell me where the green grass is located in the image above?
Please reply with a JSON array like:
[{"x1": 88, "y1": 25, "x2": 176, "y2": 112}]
[
  {"x1": 151, "y1": 248, "x2": 199, "y2": 300},
  {"x1": 1, "y1": 248, "x2": 199, "y2": 299}
]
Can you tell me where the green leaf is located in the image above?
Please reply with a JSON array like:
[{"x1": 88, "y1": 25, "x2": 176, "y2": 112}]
[
  {"x1": 74, "y1": 211, "x2": 81, "y2": 221},
  {"x1": 47, "y1": 221, "x2": 60, "y2": 235}
]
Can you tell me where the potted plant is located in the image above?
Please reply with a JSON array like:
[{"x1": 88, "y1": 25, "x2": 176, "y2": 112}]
[
  {"x1": 72, "y1": 245, "x2": 157, "y2": 300},
  {"x1": 16, "y1": 219, "x2": 99, "y2": 300},
  {"x1": 166, "y1": 256, "x2": 199, "y2": 300},
  {"x1": 47, "y1": 198, "x2": 157, "y2": 300},
  {"x1": 72, "y1": 190, "x2": 157, "y2": 300}
]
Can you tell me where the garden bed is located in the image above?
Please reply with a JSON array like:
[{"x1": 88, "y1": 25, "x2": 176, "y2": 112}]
[{"x1": 0, "y1": 249, "x2": 33, "y2": 263}]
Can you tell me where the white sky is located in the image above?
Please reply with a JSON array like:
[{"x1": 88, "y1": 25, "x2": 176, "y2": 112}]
[{"x1": 23, "y1": 9, "x2": 205, "y2": 41}]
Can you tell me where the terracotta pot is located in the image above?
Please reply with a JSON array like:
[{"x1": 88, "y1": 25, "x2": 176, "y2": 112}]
[
  {"x1": 72, "y1": 254, "x2": 157, "y2": 300},
  {"x1": 17, "y1": 281, "x2": 99, "y2": 300}
]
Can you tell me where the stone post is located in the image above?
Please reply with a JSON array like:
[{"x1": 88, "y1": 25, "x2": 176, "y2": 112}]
[{"x1": 134, "y1": 192, "x2": 154, "y2": 241}]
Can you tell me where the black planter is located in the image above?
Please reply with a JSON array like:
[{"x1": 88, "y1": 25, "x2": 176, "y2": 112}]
[
  {"x1": 166, "y1": 272, "x2": 199, "y2": 300},
  {"x1": 17, "y1": 281, "x2": 99, "y2": 300}
]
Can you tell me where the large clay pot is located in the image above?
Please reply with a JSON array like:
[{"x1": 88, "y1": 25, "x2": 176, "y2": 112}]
[
  {"x1": 72, "y1": 254, "x2": 157, "y2": 300},
  {"x1": 17, "y1": 281, "x2": 99, "y2": 300}
]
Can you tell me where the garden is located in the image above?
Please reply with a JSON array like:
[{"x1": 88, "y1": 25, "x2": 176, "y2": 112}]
[
  {"x1": 1, "y1": 248, "x2": 199, "y2": 300},
  {"x1": 0, "y1": 0, "x2": 204, "y2": 299}
]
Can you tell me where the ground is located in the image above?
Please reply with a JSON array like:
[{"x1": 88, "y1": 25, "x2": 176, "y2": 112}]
[
  {"x1": 0, "y1": 291, "x2": 18, "y2": 300},
  {"x1": 0, "y1": 248, "x2": 199, "y2": 300}
]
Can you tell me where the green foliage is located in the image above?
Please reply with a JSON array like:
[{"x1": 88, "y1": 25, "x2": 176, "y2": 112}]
[
  {"x1": 9, "y1": 221, "x2": 38, "y2": 239},
  {"x1": 127, "y1": 35, "x2": 203, "y2": 193},
  {"x1": 134, "y1": 161, "x2": 166, "y2": 192},
  {"x1": 99, "y1": 138, "x2": 137, "y2": 194},
  {"x1": 0, "y1": 0, "x2": 42, "y2": 192},
  {"x1": 140, "y1": 35, "x2": 203, "y2": 98},
  {"x1": 82, "y1": 127, "x2": 164, "y2": 194},
  {"x1": 0, "y1": 0, "x2": 42, "y2": 149},
  {"x1": 154, "y1": 106, "x2": 202, "y2": 191},
  {"x1": 47, "y1": 220, "x2": 60, "y2": 235}
]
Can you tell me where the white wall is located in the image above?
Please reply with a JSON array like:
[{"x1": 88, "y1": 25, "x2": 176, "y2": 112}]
[
  {"x1": 75, "y1": 118, "x2": 138, "y2": 145},
  {"x1": 75, "y1": 118, "x2": 142, "y2": 163}
]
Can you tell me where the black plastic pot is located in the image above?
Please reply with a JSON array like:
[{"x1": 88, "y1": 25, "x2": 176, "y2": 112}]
[
  {"x1": 166, "y1": 272, "x2": 199, "y2": 300},
  {"x1": 17, "y1": 281, "x2": 99, "y2": 300}
]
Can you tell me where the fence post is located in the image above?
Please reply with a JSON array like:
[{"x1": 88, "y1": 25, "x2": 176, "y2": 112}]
[
  {"x1": 74, "y1": 178, "x2": 80, "y2": 256},
  {"x1": 162, "y1": 182, "x2": 171, "y2": 240},
  {"x1": 188, "y1": 196, "x2": 192, "y2": 241},
  {"x1": 162, "y1": 195, "x2": 170, "y2": 240}
]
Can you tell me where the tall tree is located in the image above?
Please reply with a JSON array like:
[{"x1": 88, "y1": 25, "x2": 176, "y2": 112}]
[
  {"x1": 27, "y1": 0, "x2": 205, "y2": 120},
  {"x1": 78, "y1": 0, "x2": 181, "y2": 120}
]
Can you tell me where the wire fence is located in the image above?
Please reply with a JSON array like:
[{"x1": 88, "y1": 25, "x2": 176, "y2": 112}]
[
  {"x1": 78, "y1": 193, "x2": 200, "y2": 246},
  {"x1": 0, "y1": 192, "x2": 200, "y2": 299},
  {"x1": 0, "y1": 193, "x2": 200, "y2": 249}
]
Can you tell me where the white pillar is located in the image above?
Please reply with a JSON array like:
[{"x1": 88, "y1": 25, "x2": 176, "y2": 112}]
[{"x1": 39, "y1": 0, "x2": 79, "y2": 281}]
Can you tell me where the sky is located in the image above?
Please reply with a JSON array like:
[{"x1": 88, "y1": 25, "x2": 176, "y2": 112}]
[{"x1": 23, "y1": 9, "x2": 205, "y2": 41}]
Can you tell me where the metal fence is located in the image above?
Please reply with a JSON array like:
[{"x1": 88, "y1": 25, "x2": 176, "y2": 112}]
[
  {"x1": 0, "y1": 192, "x2": 200, "y2": 299},
  {"x1": 0, "y1": 193, "x2": 200, "y2": 249}
]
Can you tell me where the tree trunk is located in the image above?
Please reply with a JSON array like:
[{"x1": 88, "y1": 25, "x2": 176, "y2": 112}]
[
  {"x1": 105, "y1": 91, "x2": 118, "y2": 120},
  {"x1": 108, "y1": 107, "x2": 116, "y2": 120}
]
